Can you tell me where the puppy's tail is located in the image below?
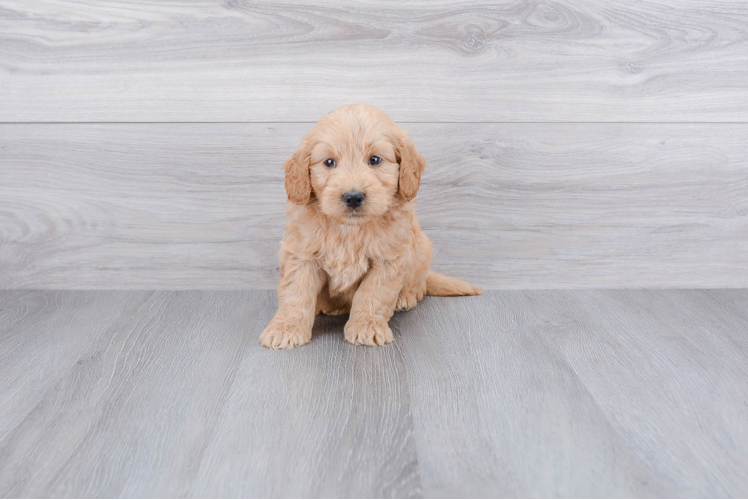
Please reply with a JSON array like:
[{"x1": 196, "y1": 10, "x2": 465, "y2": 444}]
[{"x1": 426, "y1": 271, "x2": 482, "y2": 297}]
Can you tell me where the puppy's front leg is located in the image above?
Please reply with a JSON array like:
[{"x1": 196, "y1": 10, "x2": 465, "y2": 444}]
[
  {"x1": 345, "y1": 261, "x2": 402, "y2": 346},
  {"x1": 260, "y1": 259, "x2": 325, "y2": 349}
]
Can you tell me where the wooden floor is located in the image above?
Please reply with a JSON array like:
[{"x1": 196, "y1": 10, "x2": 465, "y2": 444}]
[
  {"x1": 2, "y1": 2, "x2": 747, "y2": 497},
  {"x1": 2, "y1": 289, "x2": 747, "y2": 498}
]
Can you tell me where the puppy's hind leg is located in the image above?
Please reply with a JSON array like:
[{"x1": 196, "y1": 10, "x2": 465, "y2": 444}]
[
  {"x1": 396, "y1": 279, "x2": 426, "y2": 312},
  {"x1": 396, "y1": 232, "x2": 431, "y2": 311}
]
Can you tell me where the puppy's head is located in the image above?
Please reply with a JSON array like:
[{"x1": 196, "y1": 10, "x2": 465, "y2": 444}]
[{"x1": 284, "y1": 104, "x2": 426, "y2": 223}]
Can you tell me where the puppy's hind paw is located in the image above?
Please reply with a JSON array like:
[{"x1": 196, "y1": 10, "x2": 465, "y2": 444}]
[
  {"x1": 259, "y1": 321, "x2": 311, "y2": 349},
  {"x1": 396, "y1": 287, "x2": 424, "y2": 312},
  {"x1": 396, "y1": 294, "x2": 418, "y2": 312},
  {"x1": 344, "y1": 318, "x2": 395, "y2": 347}
]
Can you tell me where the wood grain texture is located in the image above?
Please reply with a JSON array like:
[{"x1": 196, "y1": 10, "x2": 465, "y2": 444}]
[
  {"x1": 395, "y1": 290, "x2": 748, "y2": 497},
  {"x1": 1, "y1": 290, "x2": 748, "y2": 497},
  {"x1": 0, "y1": 291, "x2": 420, "y2": 498},
  {"x1": 1, "y1": 0, "x2": 748, "y2": 122},
  {"x1": 2, "y1": 123, "x2": 746, "y2": 289},
  {"x1": 0, "y1": 291, "x2": 153, "y2": 444}
]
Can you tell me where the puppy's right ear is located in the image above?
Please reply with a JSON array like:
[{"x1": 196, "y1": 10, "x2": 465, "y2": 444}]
[{"x1": 284, "y1": 140, "x2": 311, "y2": 205}]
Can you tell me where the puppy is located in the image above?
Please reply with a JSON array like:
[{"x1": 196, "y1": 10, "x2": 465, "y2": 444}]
[{"x1": 260, "y1": 104, "x2": 481, "y2": 349}]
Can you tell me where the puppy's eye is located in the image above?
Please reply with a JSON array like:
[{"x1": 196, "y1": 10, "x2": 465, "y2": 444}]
[
  {"x1": 369, "y1": 156, "x2": 382, "y2": 166},
  {"x1": 324, "y1": 158, "x2": 336, "y2": 168}
]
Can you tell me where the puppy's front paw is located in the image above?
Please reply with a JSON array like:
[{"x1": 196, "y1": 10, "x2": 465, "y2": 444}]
[
  {"x1": 259, "y1": 320, "x2": 311, "y2": 349},
  {"x1": 344, "y1": 318, "x2": 394, "y2": 346}
]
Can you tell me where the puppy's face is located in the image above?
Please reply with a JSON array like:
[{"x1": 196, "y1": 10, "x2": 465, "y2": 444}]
[
  {"x1": 309, "y1": 116, "x2": 400, "y2": 222},
  {"x1": 284, "y1": 104, "x2": 426, "y2": 224}
]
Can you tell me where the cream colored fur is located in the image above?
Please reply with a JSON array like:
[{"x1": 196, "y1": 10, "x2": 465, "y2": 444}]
[{"x1": 260, "y1": 104, "x2": 481, "y2": 349}]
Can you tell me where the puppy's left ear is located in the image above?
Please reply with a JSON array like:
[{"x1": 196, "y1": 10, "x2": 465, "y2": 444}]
[{"x1": 396, "y1": 131, "x2": 427, "y2": 202}]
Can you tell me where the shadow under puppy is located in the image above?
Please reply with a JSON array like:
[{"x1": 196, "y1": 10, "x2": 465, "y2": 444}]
[{"x1": 261, "y1": 104, "x2": 481, "y2": 349}]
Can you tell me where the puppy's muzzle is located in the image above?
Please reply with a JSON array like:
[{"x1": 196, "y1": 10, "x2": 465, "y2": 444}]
[{"x1": 342, "y1": 191, "x2": 365, "y2": 210}]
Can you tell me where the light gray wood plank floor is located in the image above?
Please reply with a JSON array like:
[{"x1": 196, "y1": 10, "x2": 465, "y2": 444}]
[
  {"x1": 2, "y1": 0, "x2": 747, "y2": 122},
  {"x1": 1, "y1": 290, "x2": 747, "y2": 497},
  {"x1": 3, "y1": 123, "x2": 747, "y2": 290}
]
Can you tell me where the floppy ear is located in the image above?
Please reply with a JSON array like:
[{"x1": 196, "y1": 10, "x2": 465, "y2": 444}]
[
  {"x1": 396, "y1": 131, "x2": 427, "y2": 202},
  {"x1": 284, "y1": 140, "x2": 312, "y2": 205}
]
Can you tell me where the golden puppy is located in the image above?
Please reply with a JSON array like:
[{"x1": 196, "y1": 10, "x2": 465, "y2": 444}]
[{"x1": 260, "y1": 104, "x2": 481, "y2": 349}]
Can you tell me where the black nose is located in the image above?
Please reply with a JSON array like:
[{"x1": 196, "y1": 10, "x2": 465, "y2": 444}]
[{"x1": 342, "y1": 191, "x2": 365, "y2": 209}]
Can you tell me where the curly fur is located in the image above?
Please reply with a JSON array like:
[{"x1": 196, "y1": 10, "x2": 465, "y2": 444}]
[{"x1": 260, "y1": 104, "x2": 481, "y2": 349}]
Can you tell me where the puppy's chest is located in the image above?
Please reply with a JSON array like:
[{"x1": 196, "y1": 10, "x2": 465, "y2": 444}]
[{"x1": 319, "y1": 241, "x2": 370, "y2": 295}]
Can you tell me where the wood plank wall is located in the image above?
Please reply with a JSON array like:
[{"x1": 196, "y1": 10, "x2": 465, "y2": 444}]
[{"x1": 1, "y1": 0, "x2": 747, "y2": 289}]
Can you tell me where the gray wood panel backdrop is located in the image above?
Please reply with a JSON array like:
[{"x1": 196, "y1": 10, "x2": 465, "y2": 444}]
[{"x1": 1, "y1": 0, "x2": 747, "y2": 289}]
